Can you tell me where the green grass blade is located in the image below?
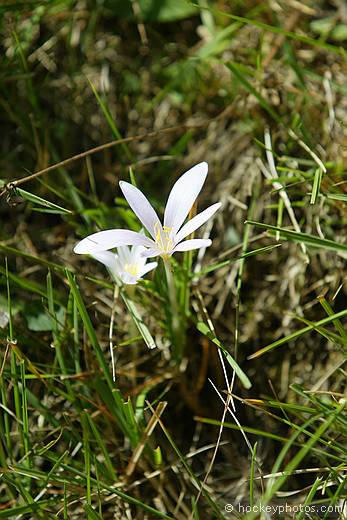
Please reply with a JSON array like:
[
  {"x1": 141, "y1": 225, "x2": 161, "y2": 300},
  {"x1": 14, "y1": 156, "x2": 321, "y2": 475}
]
[
  {"x1": 121, "y1": 290, "x2": 156, "y2": 350},
  {"x1": 226, "y1": 61, "x2": 281, "y2": 123},
  {"x1": 323, "y1": 473, "x2": 347, "y2": 520},
  {"x1": 265, "y1": 401, "x2": 346, "y2": 503},
  {"x1": 147, "y1": 402, "x2": 225, "y2": 519},
  {"x1": 86, "y1": 414, "x2": 118, "y2": 482},
  {"x1": 0, "y1": 244, "x2": 64, "y2": 272},
  {"x1": 0, "y1": 501, "x2": 53, "y2": 518},
  {"x1": 19, "y1": 360, "x2": 30, "y2": 465},
  {"x1": 88, "y1": 78, "x2": 132, "y2": 160},
  {"x1": 327, "y1": 192, "x2": 347, "y2": 201},
  {"x1": 318, "y1": 295, "x2": 347, "y2": 340},
  {"x1": 17, "y1": 188, "x2": 72, "y2": 214},
  {"x1": 197, "y1": 322, "x2": 252, "y2": 389},
  {"x1": 249, "y1": 442, "x2": 257, "y2": 508},
  {"x1": 248, "y1": 308, "x2": 347, "y2": 358},
  {"x1": 82, "y1": 413, "x2": 91, "y2": 506},
  {"x1": 122, "y1": 398, "x2": 141, "y2": 446},
  {"x1": 245, "y1": 220, "x2": 347, "y2": 254},
  {"x1": 85, "y1": 504, "x2": 103, "y2": 520},
  {"x1": 65, "y1": 270, "x2": 131, "y2": 438},
  {"x1": 195, "y1": 3, "x2": 343, "y2": 54},
  {"x1": 5, "y1": 259, "x2": 23, "y2": 462},
  {"x1": 310, "y1": 167, "x2": 323, "y2": 204},
  {"x1": 296, "y1": 477, "x2": 323, "y2": 520}
]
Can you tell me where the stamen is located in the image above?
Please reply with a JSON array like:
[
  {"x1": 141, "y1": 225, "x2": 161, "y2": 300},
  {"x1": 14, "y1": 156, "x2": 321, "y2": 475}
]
[
  {"x1": 154, "y1": 224, "x2": 174, "y2": 254},
  {"x1": 124, "y1": 264, "x2": 139, "y2": 276}
]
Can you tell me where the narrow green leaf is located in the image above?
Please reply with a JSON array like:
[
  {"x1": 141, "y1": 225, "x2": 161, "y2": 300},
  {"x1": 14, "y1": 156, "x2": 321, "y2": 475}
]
[
  {"x1": 324, "y1": 474, "x2": 347, "y2": 520},
  {"x1": 0, "y1": 501, "x2": 52, "y2": 518},
  {"x1": 121, "y1": 290, "x2": 156, "y2": 350},
  {"x1": 310, "y1": 167, "x2": 323, "y2": 204},
  {"x1": 122, "y1": 398, "x2": 140, "y2": 446},
  {"x1": 0, "y1": 243, "x2": 63, "y2": 271},
  {"x1": 196, "y1": 244, "x2": 281, "y2": 278},
  {"x1": 327, "y1": 192, "x2": 347, "y2": 202},
  {"x1": 196, "y1": 416, "x2": 287, "y2": 442},
  {"x1": 88, "y1": 78, "x2": 132, "y2": 159},
  {"x1": 17, "y1": 188, "x2": 72, "y2": 214},
  {"x1": 245, "y1": 221, "x2": 347, "y2": 254},
  {"x1": 65, "y1": 270, "x2": 130, "y2": 437},
  {"x1": 226, "y1": 62, "x2": 281, "y2": 123},
  {"x1": 264, "y1": 401, "x2": 346, "y2": 504},
  {"x1": 82, "y1": 413, "x2": 91, "y2": 505},
  {"x1": 241, "y1": 243, "x2": 282, "y2": 258},
  {"x1": 249, "y1": 442, "x2": 257, "y2": 508},
  {"x1": 86, "y1": 415, "x2": 117, "y2": 482},
  {"x1": 196, "y1": 2, "x2": 343, "y2": 54},
  {"x1": 249, "y1": 308, "x2": 347, "y2": 358},
  {"x1": 19, "y1": 360, "x2": 30, "y2": 462},
  {"x1": 296, "y1": 477, "x2": 323, "y2": 520},
  {"x1": 147, "y1": 402, "x2": 224, "y2": 519},
  {"x1": 197, "y1": 322, "x2": 252, "y2": 389},
  {"x1": 85, "y1": 505, "x2": 103, "y2": 520}
]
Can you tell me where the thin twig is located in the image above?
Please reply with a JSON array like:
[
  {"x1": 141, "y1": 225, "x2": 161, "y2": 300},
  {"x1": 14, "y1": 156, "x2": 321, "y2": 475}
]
[{"x1": 0, "y1": 109, "x2": 233, "y2": 197}]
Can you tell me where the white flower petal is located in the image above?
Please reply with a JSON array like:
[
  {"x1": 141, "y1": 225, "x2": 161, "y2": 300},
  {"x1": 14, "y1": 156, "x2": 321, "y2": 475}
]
[
  {"x1": 91, "y1": 251, "x2": 118, "y2": 271},
  {"x1": 119, "y1": 181, "x2": 162, "y2": 240},
  {"x1": 90, "y1": 251, "x2": 122, "y2": 282},
  {"x1": 119, "y1": 272, "x2": 139, "y2": 285},
  {"x1": 74, "y1": 229, "x2": 155, "y2": 254},
  {"x1": 164, "y1": 162, "x2": 208, "y2": 233},
  {"x1": 139, "y1": 261, "x2": 158, "y2": 277},
  {"x1": 140, "y1": 248, "x2": 161, "y2": 258},
  {"x1": 129, "y1": 230, "x2": 147, "y2": 266},
  {"x1": 117, "y1": 245, "x2": 132, "y2": 265},
  {"x1": 175, "y1": 202, "x2": 221, "y2": 243},
  {"x1": 131, "y1": 245, "x2": 146, "y2": 266},
  {"x1": 173, "y1": 239, "x2": 212, "y2": 252}
]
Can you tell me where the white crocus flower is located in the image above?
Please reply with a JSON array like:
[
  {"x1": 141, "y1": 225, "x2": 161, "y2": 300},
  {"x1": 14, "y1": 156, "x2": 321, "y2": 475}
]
[
  {"x1": 74, "y1": 162, "x2": 221, "y2": 259},
  {"x1": 91, "y1": 244, "x2": 157, "y2": 285}
]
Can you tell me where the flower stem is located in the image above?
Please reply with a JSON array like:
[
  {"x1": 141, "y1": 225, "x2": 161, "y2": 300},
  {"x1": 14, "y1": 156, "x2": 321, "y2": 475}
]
[
  {"x1": 109, "y1": 284, "x2": 118, "y2": 382},
  {"x1": 163, "y1": 257, "x2": 182, "y2": 363}
]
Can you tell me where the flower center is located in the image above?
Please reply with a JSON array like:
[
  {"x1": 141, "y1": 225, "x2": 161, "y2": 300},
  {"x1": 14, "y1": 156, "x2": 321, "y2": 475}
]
[
  {"x1": 124, "y1": 263, "x2": 139, "y2": 276},
  {"x1": 154, "y1": 224, "x2": 173, "y2": 254}
]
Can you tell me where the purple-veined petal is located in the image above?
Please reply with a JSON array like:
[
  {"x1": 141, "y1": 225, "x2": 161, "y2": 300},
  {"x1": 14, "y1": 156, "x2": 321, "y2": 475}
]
[
  {"x1": 163, "y1": 162, "x2": 208, "y2": 234},
  {"x1": 119, "y1": 181, "x2": 162, "y2": 240},
  {"x1": 175, "y1": 202, "x2": 221, "y2": 243},
  {"x1": 74, "y1": 229, "x2": 155, "y2": 254},
  {"x1": 139, "y1": 261, "x2": 158, "y2": 277},
  {"x1": 173, "y1": 238, "x2": 212, "y2": 252}
]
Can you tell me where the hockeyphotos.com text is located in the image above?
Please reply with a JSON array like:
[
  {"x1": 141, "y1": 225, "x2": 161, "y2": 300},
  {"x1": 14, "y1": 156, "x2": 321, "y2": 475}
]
[{"x1": 224, "y1": 502, "x2": 344, "y2": 516}]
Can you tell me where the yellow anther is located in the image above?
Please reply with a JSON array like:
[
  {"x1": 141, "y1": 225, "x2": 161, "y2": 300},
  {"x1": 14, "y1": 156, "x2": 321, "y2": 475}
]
[
  {"x1": 124, "y1": 264, "x2": 139, "y2": 276},
  {"x1": 162, "y1": 225, "x2": 173, "y2": 233},
  {"x1": 154, "y1": 223, "x2": 174, "y2": 253},
  {"x1": 155, "y1": 229, "x2": 161, "y2": 242},
  {"x1": 154, "y1": 222, "x2": 163, "y2": 246}
]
